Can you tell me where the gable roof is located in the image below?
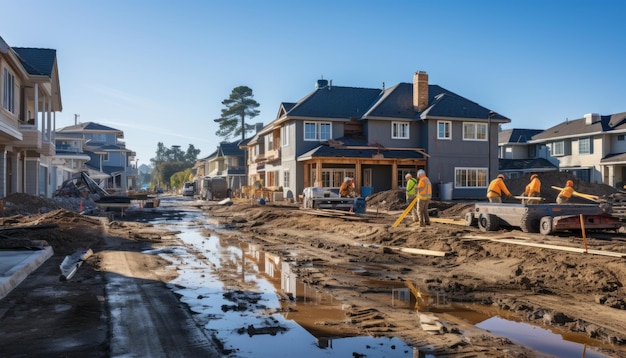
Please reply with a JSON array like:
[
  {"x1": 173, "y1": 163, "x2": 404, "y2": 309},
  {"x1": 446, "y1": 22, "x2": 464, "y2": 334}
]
[
  {"x1": 499, "y1": 128, "x2": 544, "y2": 145},
  {"x1": 280, "y1": 80, "x2": 509, "y2": 125},
  {"x1": 12, "y1": 47, "x2": 56, "y2": 77},
  {"x1": 218, "y1": 140, "x2": 244, "y2": 156},
  {"x1": 285, "y1": 85, "x2": 383, "y2": 119},
  {"x1": 57, "y1": 121, "x2": 124, "y2": 135},
  {"x1": 531, "y1": 112, "x2": 626, "y2": 142}
]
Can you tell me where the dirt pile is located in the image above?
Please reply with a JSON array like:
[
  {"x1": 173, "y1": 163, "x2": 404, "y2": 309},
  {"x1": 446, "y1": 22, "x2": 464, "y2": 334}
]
[{"x1": 0, "y1": 193, "x2": 98, "y2": 217}]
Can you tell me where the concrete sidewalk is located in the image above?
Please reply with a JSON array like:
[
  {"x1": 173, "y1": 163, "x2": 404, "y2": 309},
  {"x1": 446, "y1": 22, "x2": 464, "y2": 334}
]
[{"x1": 0, "y1": 247, "x2": 54, "y2": 300}]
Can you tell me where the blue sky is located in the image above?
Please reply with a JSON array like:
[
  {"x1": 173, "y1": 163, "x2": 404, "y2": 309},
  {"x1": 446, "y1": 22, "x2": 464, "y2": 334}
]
[{"x1": 2, "y1": 0, "x2": 626, "y2": 165}]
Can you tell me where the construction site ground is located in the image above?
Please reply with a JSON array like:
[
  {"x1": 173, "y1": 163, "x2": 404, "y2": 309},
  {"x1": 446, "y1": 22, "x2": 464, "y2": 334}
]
[{"x1": 0, "y1": 170, "x2": 625, "y2": 357}]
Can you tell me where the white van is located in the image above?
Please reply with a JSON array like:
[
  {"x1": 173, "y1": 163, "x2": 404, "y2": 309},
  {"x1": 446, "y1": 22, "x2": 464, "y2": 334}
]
[{"x1": 182, "y1": 181, "x2": 196, "y2": 196}]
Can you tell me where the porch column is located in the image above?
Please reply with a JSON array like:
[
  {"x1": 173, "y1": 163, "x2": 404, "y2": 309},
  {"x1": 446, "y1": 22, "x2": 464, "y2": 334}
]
[
  {"x1": 355, "y1": 160, "x2": 362, "y2": 192},
  {"x1": 392, "y1": 162, "x2": 398, "y2": 189},
  {"x1": 0, "y1": 148, "x2": 6, "y2": 198},
  {"x1": 314, "y1": 159, "x2": 322, "y2": 186},
  {"x1": 303, "y1": 163, "x2": 310, "y2": 188},
  {"x1": 34, "y1": 83, "x2": 39, "y2": 127},
  {"x1": 46, "y1": 97, "x2": 52, "y2": 141}
]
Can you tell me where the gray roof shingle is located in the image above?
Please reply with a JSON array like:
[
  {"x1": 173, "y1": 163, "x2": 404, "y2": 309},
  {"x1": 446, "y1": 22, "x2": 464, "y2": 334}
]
[{"x1": 12, "y1": 47, "x2": 56, "y2": 76}]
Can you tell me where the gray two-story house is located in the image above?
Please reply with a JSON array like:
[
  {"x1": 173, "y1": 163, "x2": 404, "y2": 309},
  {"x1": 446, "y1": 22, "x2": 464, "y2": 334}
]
[
  {"x1": 244, "y1": 71, "x2": 510, "y2": 200},
  {"x1": 56, "y1": 121, "x2": 136, "y2": 193},
  {"x1": 1, "y1": 36, "x2": 62, "y2": 198}
]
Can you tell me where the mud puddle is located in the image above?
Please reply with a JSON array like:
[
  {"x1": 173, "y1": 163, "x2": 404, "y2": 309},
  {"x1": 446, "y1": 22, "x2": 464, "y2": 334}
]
[{"x1": 149, "y1": 197, "x2": 415, "y2": 357}]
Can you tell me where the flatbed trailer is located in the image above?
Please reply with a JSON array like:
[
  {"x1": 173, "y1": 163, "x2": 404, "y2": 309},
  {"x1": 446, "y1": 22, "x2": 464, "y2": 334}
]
[{"x1": 466, "y1": 202, "x2": 621, "y2": 235}]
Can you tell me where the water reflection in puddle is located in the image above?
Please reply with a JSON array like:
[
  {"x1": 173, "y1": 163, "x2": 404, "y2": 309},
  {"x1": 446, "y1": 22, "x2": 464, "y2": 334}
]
[
  {"x1": 477, "y1": 316, "x2": 609, "y2": 358},
  {"x1": 154, "y1": 216, "x2": 414, "y2": 357}
]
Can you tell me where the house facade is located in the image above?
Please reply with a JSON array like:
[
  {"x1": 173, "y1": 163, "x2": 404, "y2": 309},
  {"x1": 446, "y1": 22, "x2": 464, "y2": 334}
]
[
  {"x1": 0, "y1": 36, "x2": 62, "y2": 198},
  {"x1": 194, "y1": 140, "x2": 246, "y2": 191},
  {"x1": 55, "y1": 122, "x2": 137, "y2": 193},
  {"x1": 498, "y1": 128, "x2": 557, "y2": 178},
  {"x1": 242, "y1": 71, "x2": 510, "y2": 200},
  {"x1": 529, "y1": 112, "x2": 626, "y2": 187}
]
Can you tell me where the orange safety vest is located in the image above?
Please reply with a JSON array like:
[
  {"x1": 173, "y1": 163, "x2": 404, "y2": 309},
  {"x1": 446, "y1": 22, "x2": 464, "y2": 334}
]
[{"x1": 417, "y1": 176, "x2": 432, "y2": 200}]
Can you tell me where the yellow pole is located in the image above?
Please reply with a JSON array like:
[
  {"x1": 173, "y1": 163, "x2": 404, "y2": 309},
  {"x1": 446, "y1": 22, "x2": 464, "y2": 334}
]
[{"x1": 393, "y1": 196, "x2": 418, "y2": 228}]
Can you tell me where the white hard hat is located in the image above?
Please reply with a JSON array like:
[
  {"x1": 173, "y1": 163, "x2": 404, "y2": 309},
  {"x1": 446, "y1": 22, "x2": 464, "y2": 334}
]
[
  {"x1": 405, "y1": 173, "x2": 412, "y2": 179},
  {"x1": 417, "y1": 169, "x2": 425, "y2": 176}
]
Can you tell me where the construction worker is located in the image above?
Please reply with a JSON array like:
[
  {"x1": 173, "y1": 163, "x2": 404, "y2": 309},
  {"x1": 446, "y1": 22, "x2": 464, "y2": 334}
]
[
  {"x1": 557, "y1": 180, "x2": 575, "y2": 204},
  {"x1": 416, "y1": 169, "x2": 432, "y2": 226},
  {"x1": 523, "y1": 173, "x2": 541, "y2": 204},
  {"x1": 340, "y1": 177, "x2": 357, "y2": 198},
  {"x1": 405, "y1": 173, "x2": 419, "y2": 222},
  {"x1": 486, "y1": 174, "x2": 512, "y2": 203}
]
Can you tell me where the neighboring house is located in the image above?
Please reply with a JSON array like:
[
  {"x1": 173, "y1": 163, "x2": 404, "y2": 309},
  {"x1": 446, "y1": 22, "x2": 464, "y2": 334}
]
[
  {"x1": 529, "y1": 112, "x2": 626, "y2": 187},
  {"x1": 55, "y1": 121, "x2": 137, "y2": 192},
  {"x1": 242, "y1": 71, "x2": 510, "y2": 200},
  {"x1": 0, "y1": 36, "x2": 62, "y2": 198},
  {"x1": 52, "y1": 126, "x2": 91, "y2": 187},
  {"x1": 498, "y1": 128, "x2": 557, "y2": 178},
  {"x1": 194, "y1": 140, "x2": 246, "y2": 190}
]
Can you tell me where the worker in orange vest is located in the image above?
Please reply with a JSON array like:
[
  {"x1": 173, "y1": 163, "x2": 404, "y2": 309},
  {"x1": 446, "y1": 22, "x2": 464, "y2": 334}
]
[
  {"x1": 416, "y1": 169, "x2": 432, "y2": 226},
  {"x1": 523, "y1": 173, "x2": 541, "y2": 204},
  {"x1": 557, "y1": 180, "x2": 575, "y2": 204},
  {"x1": 486, "y1": 174, "x2": 512, "y2": 203}
]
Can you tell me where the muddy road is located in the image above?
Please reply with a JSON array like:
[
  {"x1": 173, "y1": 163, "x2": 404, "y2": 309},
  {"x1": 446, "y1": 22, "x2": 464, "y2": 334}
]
[{"x1": 0, "y1": 194, "x2": 625, "y2": 357}]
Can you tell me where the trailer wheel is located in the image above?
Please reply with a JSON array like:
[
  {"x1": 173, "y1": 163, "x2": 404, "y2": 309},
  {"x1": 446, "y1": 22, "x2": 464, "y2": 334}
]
[
  {"x1": 465, "y1": 212, "x2": 478, "y2": 227},
  {"x1": 539, "y1": 216, "x2": 553, "y2": 235},
  {"x1": 478, "y1": 213, "x2": 500, "y2": 232},
  {"x1": 520, "y1": 212, "x2": 540, "y2": 233}
]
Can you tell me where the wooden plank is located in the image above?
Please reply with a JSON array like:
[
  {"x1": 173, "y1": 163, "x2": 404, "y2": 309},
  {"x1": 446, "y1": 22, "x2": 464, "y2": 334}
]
[
  {"x1": 551, "y1": 185, "x2": 601, "y2": 202},
  {"x1": 387, "y1": 246, "x2": 449, "y2": 257},
  {"x1": 430, "y1": 218, "x2": 466, "y2": 225},
  {"x1": 461, "y1": 235, "x2": 626, "y2": 258}
]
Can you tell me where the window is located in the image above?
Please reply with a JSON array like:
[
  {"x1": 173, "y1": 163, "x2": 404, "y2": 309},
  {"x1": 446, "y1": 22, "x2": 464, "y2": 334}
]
[
  {"x1": 304, "y1": 121, "x2": 331, "y2": 141},
  {"x1": 318, "y1": 169, "x2": 355, "y2": 187},
  {"x1": 391, "y1": 122, "x2": 410, "y2": 139},
  {"x1": 102, "y1": 153, "x2": 109, "y2": 161},
  {"x1": 618, "y1": 135, "x2": 625, "y2": 141},
  {"x1": 527, "y1": 145, "x2": 536, "y2": 158},
  {"x1": 437, "y1": 121, "x2": 451, "y2": 140},
  {"x1": 462, "y1": 122, "x2": 487, "y2": 141},
  {"x1": 398, "y1": 169, "x2": 414, "y2": 187},
  {"x1": 283, "y1": 170, "x2": 290, "y2": 187},
  {"x1": 3, "y1": 67, "x2": 15, "y2": 113},
  {"x1": 552, "y1": 140, "x2": 564, "y2": 156},
  {"x1": 281, "y1": 126, "x2": 289, "y2": 146},
  {"x1": 455, "y1": 167, "x2": 488, "y2": 188},
  {"x1": 579, "y1": 137, "x2": 591, "y2": 154}
]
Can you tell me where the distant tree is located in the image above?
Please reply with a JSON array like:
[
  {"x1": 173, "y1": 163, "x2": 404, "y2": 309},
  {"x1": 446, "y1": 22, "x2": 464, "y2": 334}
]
[
  {"x1": 214, "y1": 86, "x2": 260, "y2": 141},
  {"x1": 150, "y1": 143, "x2": 200, "y2": 187},
  {"x1": 170, "y1": 168, "x2": 194, "y2": 189}
]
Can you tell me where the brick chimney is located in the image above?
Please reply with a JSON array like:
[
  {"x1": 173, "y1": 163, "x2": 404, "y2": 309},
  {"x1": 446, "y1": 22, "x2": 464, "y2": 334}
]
[{"x1": 413, "y1": 71, "x2": 428, "y2": 112}]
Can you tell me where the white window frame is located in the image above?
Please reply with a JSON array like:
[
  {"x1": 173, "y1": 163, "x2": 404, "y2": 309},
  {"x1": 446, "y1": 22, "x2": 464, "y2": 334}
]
[
  {"x1": 437, "y1": 121, "x2": 451, "y2": 140},
  {"x1": 391, "y1": 121, "x2": 410, "y2": 139},
  {"x1": 552, "y1": 140, "x2": 564, "y2": 156},
  {"x1": 462, "y1": 122, "x2": 487, "y2": 141},
  {"x1": 283, "y1": 169, "x2": 290, "y2": 187},
  {"x1": 304, "y1": 121, "x2": 332, "y2": 141},
  {"x1": 3, "y1": 67, "x2": 15, "y2": 113},
  {"x1": 579, "y1": 137, "x2": 590, "y2": 154},
  {"x1": 281, "y1": 126, "x2": 289, "y2": 146},
  {"x1": 455, "y1": 167, "x2": 488, "y2": 188}
]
